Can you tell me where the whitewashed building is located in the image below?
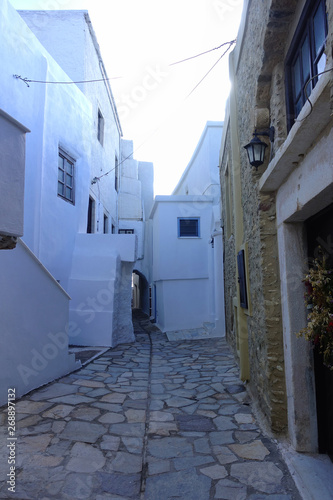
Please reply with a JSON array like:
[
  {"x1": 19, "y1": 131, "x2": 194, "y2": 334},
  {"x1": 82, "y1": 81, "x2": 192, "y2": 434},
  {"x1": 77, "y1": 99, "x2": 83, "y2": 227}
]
[
  {"x1": 150, "y1": 122, "x2": 225, "y2": 337},
  {"x1": 0, "y1": 2, "x2": 153, "y2": 404}
]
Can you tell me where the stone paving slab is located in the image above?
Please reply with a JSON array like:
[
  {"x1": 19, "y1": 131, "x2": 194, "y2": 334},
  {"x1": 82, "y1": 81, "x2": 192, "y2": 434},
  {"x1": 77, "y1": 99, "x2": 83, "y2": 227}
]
[{"x1": 0, "y1": 312, "x2": 302, "y2": 499}]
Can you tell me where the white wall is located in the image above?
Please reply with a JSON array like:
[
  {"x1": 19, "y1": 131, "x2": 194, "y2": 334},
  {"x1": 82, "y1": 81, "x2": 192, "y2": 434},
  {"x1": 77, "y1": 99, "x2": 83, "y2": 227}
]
[
  {"x1": 150, "y1": 122, "x2": 225, "y2": 335},
  {"x1": 68, "y1": 234, "x2": 137, "y2": 347},
  {"x1": 157, "y1": 279, "x2": 210, "y2": 331},
  {"x1": 0, "y1": 1, "x2": 93, "y2": 290},
  {"x1": 173, "y1": 122, "x2": 223, "y2": 199},
  {"x1": 0, "y1": 110, "x2": 29, "y2": 237},
  {"x1": 0, "y1": 240, "x2": 79, "y2": 406},
  {"x1": 0, "y1": 1, "x2": 152, "y2": 378},
  {"x1": 170, "y1": 122, "x2": 225, "y2": 335},
  {"x1": 118, "y1": 141, "x2": 154, "y2": 313},
  {"x1": 151, "y1": 196, "x2": 214, "y2": 331},
  {"x1": 19, "y1": 10, "x2": 121, "y2": 235}
]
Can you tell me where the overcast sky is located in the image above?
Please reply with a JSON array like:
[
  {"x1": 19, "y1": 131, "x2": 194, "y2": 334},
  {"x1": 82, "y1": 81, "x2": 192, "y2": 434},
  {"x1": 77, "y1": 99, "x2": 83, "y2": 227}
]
[{"x1": 9, "y1": 0, "x2": 244, "y2": 194}]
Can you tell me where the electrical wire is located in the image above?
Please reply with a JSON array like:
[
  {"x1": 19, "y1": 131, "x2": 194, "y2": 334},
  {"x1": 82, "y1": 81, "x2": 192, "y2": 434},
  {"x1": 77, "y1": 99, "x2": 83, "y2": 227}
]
[
  {"x1": 13, "y1": 39, "x2": 236, "y2": 87},
  {"x1": 294, "y1": 67, "x2": 333, "y2": 122},
  {"x1": 169, "y1": 40, "x2": 236, "y2": 66},
  {"x1": 94, "y1": 55, "x2": 327, "y2": 183},
  {"x1": 13, "y1": 39, "x2": 235, "y2": 183},
  {"x1": 12, "y1": 75, "x2": 123, "y2": 87},
  {"x1": 94, "y1": 41, "x2": 235, "y2": 183},
  {"x1": 186, "y1": 41, "x2": 234, "y2": 99}
]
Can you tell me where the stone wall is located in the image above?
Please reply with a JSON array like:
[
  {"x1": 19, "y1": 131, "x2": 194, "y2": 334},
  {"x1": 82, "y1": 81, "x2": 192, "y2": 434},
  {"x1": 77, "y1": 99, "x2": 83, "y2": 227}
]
[
  {"x1": 219, "y1": 0, "x2": 308, "y2": 433},
  {"x1": 221, "y1": 0, "x2": 333, "y2": 442},
  {"x1": 220, "y1": 130, "x2": 237, "y2": 353}
]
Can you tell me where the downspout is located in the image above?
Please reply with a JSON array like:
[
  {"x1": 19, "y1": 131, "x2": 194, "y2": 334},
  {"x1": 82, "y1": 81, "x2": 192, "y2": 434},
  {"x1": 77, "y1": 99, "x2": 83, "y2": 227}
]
[{"x1": 229, "y1": 50, "x2": 250, "y2": 381}]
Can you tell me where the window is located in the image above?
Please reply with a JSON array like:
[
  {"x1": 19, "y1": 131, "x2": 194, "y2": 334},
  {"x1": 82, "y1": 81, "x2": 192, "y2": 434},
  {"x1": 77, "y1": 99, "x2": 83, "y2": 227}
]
[
  {"x1": 286, "y1": 0, "x2": 327, "y2": 129},
  {"x1": 178, "y1": 218, "x2": 200, "y2": 237},
  {"x1": 115, "y1": 155, "x2": 119, "y2": 192},
  {"x1": 87, "y1": 196, "x2": 95, "y2": 233},
  {"x1": 97, "y1": 109, "x2": 104, "y2": 145},
  {"x1": 237, "y1": 249, "x2": 248, "y2": 309},
  {"x1": 58, "y1": 149, "x2": 75, "y2": 204},
  {"x1": 103, "y1": 214, "x2": 109, "y2": 234}
]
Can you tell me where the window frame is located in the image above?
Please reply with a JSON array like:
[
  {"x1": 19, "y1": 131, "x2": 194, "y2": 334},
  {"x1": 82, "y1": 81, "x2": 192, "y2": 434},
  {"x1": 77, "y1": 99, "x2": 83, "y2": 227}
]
[
  {"x1": 58, "y1": 148, "x2": 75, "y2": 205},
  {"x1": 178, "y1": 217, "x2": 200, "y2": 238},
  {"x1": 115, "y1": 155, "x2": 119, "y2": 192},
  {"x1": 103, "y1": 213, "x2": 109, "y2": 234},
  {"x1": 97, "y1": 108, "x2": 104, "y2": 145},
  {"x1": 237, "y1": 249, "x2": 248, "y2": 309},
  {"x1": 87, "y1": 196, "x2": 95, "y2": 233},
  {"x1": 285, "y1": 0, "x2": 328, "y2": 130}
]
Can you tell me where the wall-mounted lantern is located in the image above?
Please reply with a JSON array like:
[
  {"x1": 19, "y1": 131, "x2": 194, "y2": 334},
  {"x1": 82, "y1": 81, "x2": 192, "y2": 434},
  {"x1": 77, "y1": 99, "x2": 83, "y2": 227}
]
[{"x1": 244, "y1": 126, "x2": 275, "y2": 170}]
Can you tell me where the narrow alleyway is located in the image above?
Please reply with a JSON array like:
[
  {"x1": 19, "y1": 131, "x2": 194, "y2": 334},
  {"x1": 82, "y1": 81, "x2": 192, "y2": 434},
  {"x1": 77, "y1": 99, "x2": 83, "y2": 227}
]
[{"x1": 0, "y1": 311, "x2": 301, "y2": 499}]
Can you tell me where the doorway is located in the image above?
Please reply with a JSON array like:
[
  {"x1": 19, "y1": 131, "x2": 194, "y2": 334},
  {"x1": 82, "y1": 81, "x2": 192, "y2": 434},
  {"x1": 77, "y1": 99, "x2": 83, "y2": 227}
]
[
  {"x1": 306, "y1": 203, "x2": 333, "y2": 460},
  {"x1": 131, "y1": 270, "x2": 149, "y2": 315}
]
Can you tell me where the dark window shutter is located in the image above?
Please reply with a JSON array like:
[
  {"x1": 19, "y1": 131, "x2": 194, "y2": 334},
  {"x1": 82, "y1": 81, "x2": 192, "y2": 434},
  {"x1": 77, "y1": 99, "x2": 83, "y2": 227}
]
[
  {"x1": 178, "y1": 218, "x2": 199, "y2": 237},
  {"x1": 237, "y1": 249, "x2": 248, "y2": 309}
]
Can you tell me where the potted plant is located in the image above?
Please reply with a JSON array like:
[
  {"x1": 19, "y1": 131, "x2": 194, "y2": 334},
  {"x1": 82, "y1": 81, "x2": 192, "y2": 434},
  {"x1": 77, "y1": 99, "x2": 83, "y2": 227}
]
[{"x1": 297, "y1": 256, "x2": 333, "y2": 369}]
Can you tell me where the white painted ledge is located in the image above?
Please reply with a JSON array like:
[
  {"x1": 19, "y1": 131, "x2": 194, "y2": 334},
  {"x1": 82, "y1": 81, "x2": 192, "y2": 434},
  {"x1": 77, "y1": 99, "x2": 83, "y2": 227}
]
[
  {"x1": 19, "y1": 239, "x2": 71, "y2": 299},
  {"x1": 278, "y1": 441, "x2": 333, "y2": 500},
  {"x1": 259, "y1": 70, "x2": 332, "y2": 193}
]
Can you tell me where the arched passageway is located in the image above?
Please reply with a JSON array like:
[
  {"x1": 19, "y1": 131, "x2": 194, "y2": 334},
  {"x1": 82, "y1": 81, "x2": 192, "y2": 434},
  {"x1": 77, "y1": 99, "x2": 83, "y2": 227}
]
[{"x1": 132, "y1": 270, "x2": 149, "y2": 315}]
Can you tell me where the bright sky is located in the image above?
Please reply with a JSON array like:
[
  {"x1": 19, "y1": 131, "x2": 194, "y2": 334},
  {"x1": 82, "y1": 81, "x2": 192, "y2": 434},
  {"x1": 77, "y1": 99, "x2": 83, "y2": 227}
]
[{"x1": 9, "y1": 0, "x2": 244, "y2": 194}]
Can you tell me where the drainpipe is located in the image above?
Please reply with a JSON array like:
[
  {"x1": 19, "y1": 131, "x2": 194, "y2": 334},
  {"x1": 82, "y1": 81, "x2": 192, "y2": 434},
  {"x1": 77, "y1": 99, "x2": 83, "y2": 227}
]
[{"x1": 229, "y1": 50, "x2": 250, "y2": 381}]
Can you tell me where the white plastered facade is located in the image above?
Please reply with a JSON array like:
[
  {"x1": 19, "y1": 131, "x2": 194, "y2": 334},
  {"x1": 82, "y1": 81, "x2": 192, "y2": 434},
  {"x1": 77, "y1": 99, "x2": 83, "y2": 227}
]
[
  {"x1": 150, "y1": 122, "x2": 225, "y2": 336},
  {"x1": 0, "y1": 2, "x2": 153, "y2": 403}
]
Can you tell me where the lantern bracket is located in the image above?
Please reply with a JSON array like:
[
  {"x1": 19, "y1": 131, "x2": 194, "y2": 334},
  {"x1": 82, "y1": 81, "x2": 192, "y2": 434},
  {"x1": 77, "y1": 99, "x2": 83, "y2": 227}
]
[{"x1": 254, "y1": 126, "x2": 275, "y2": 143}]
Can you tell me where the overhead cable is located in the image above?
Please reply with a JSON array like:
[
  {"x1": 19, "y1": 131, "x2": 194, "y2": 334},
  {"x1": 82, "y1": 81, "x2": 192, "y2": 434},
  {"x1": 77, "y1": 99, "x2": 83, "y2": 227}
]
[
  {"x1": 94, "y1": 42, "x2": 235, "y2": 183},
  {"x1": 13, "y1": 39, "x2": 236, "y2": 87}
]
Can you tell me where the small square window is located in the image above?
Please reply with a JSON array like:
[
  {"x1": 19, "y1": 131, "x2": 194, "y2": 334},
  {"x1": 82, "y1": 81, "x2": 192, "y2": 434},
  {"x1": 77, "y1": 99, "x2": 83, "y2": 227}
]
[
  {"x1": 178, "y1": 218, "x2": 200, "y2": 237},
  {"x1": 58, "y1": 149, "x2": 75, "y2": 204}
]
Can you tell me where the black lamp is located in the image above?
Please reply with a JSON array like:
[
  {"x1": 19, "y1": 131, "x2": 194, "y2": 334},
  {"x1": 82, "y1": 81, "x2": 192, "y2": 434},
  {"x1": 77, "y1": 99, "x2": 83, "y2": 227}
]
[{"x1": 244, "y1": 126, "x2": 275, "y2": 169}]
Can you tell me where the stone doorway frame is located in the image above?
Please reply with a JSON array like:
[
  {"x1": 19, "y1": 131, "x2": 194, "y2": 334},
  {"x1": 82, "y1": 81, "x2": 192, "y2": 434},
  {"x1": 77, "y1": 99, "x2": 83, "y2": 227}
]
[{"x1": 276, "y1": 179, "x2": 333, "y2": 453}]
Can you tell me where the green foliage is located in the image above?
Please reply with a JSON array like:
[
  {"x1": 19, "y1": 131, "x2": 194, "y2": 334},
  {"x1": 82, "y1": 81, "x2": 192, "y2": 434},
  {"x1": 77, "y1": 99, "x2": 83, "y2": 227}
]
[{"x1": 297, "y1": 257, "x2": 333, "y2": 369}]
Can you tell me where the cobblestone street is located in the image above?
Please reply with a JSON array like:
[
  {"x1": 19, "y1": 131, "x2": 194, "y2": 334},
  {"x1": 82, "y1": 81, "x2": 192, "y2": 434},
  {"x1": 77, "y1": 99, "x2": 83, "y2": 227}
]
[{"x1": 0, "y1": 312, "x2": 301, "y2": 499}]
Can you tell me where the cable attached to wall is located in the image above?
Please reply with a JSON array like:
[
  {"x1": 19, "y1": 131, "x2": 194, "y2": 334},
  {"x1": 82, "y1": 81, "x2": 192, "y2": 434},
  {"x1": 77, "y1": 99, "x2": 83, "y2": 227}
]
[
  {"x1": 12, "y1": 74, "x2": 123, "y2": 87},
  {"x1": 294, "y1": 67, "x2": 333, "y2": 123},
  {"x1": 13, "y1": 38, "x2": 235, "y2": 186},
  {"x1": 12, "y1": 39, "x2": 236, "y2": 87},
  {"x1": 91, "y1": 40, "x2": 235, "y2": 184}
]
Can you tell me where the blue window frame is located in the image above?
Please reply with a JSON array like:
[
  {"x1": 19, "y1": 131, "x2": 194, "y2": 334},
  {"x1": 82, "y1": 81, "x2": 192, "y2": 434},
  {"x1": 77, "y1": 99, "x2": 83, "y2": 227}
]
[{"x1": 178, "y1": 217, "x2": 200, "y2": 237}]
